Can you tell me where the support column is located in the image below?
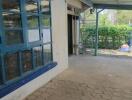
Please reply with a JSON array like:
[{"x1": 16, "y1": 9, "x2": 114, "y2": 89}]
[
  {"x1": 94, "y1": 9, "x2": 104, "y2": 56},
  {"x1": 95, "y1": 9, "x2": 99, "y2": 56}
]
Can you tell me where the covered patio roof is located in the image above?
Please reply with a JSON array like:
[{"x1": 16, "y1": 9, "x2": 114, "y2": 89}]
[
  {"x1": 81, "y1": 0, "x2": 132, "y2": 56},
  {"x1": 81, "y1": 0, "x2": 132, "y2": 10}
]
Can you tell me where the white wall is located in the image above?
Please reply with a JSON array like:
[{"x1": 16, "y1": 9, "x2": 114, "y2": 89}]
[
  {"x1": 1, "y1": 0, "x2": 68, "y2": 100},
  {"x1": 52, "y1": 0, "x2": 68, "y2": 71}
]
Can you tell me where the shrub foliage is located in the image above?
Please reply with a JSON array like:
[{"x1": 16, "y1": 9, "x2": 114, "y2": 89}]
[{"x1": 81, "y1": 25, "x2": 132, "y2": 49}]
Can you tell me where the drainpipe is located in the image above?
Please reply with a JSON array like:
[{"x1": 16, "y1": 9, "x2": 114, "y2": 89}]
[{"x1": 94, "y1": 9, "x2": 104, "y2": 56}]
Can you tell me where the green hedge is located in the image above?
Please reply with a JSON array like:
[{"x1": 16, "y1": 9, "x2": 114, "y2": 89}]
[{"x1": 81, "y1": 25, "x2": 132, "y2": 49}]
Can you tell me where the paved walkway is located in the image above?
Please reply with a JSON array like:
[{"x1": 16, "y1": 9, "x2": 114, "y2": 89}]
[{"x1": 25, "y1": 55, "x2": 132, "y2": 100}]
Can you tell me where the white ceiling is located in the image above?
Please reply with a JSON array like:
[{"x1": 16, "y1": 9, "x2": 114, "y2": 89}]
[{"x1": 92, "y1": 0, "x2": 132, "y2": 5}]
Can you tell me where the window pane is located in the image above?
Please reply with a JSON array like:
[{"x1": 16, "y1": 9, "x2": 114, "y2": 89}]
[
  {"x1": 2, "y1": 0, "x2": 20, "y2": 12},
  {"x1": 43, "y1": 44, "x2": 52, "y2": 64},
  {"x1": 34, "y1": 47, "x2": 43, "y2": 67},
  {"x1": 2, "y1": 12, "x2": 22, "y2": 28},
  {"x1": 4, "y1": 53, "x2": 19, "y2": 80},
  {"x1": 41, "y1": 0, "x2": 50, "y2": 14},
  {"x1": 5, "y1": 30, "x2": 23, "y2": 45},
  {"x1": 41, "y1": 16, "x2": 50, "y2": 27},
  {"x1": 28, "y1": 29, "x2": 40, "y2": 42},
  {"x1": 26, "y1": 0, "x2": 38, "y2": 13},
  {"x1": 22, "y1": 50, "x2": 32, "y2": 72},
  {"x1": 42, "y1": 29, "x2": 51, "y2": 43},
  {"x1": 27, "y1": 16, "x2": 39, "y2": 28}
]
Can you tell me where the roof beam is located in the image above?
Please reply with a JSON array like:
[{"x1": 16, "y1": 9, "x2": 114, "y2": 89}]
[
  {"x1": 80, "y1": 0, "x2": 93, "y2": 7},
  {"x1": 94, "y1": 4, "x2": 132, "y2": 10}
]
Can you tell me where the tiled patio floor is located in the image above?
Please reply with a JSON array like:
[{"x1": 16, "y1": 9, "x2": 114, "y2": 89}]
[{"x1": 25, "y1": 55, "x2": 132, "y2": 100}]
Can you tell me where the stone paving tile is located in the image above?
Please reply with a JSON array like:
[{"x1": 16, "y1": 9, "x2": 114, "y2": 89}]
[
  {"x1": 25, "y1": 79, "x2": 132, "y2": 100},
  {"x1": 25, "y1": 56, "x2": 132, "y2": 100}
]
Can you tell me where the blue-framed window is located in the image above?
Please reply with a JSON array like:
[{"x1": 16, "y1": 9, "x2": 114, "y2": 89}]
[{"x1": 0, "y1": 0, "x2": 53, "y2": 88}]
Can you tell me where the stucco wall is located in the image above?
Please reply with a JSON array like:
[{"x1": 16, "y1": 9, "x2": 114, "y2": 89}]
[{"x1": 1, "y1": 0, "x2": 68, "y2": 100}]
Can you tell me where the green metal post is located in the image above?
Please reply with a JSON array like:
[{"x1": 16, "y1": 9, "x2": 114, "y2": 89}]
[
  {"x1": 94, "y1": 9, "x2": 104, "y2": 56},
  {"x1": 95, "y1": 9, "x2": 99, "y2": 56}
]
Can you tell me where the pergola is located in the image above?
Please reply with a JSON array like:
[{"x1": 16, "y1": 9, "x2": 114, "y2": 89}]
[{"x1": 81, "y1": 0, "x2": 132, "y2": 56}]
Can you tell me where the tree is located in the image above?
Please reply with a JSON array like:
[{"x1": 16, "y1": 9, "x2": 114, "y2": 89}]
[
  {"x1": 99, "y1": 13, "x2": 112, "y2": 26},
  {"x1": 116, "y1": 10, "x2": 132, "y2": 25},
  {"x1": 81, "y1": 9, "x2": 132, "y2": 26}
]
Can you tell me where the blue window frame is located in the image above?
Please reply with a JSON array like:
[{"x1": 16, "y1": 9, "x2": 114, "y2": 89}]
[{"x1": 0, "y1": 0, "x2": 54, "y2": 97}]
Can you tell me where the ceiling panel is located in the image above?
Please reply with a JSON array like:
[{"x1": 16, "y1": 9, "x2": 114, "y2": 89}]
[{"x1": 90, "y1": 0, "x2": 132, "y2": 9}]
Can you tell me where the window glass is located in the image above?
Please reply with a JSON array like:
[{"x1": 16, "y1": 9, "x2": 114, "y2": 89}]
[
  {"x1": 34, "y1": 47, "x2": 43, "y2": 67},
  {"x1": 43, "y1": 44, "x2": 52, "y2": 64},
  {"x1": 27, "y1": 16, "x2": 39, "y2": 29},
  {"x1": 2, "y1": 0, "x2": 20, "y2": 11},
  {"x1": 27, "y1": 13, "x2": 40, "y2": 42},
  {"x1": 40, "y1": 0, "x2": 51, "y2": 43},
  {"x1": 40, "y1": 0, "x2": 50, "y2": 27},
  {"x1": 2, "y1": 0, "x2": 23, "y2": 46},
  {"x1": 2, "y1": 0, "x2": 21, "y2": 29},
  {"x1": 27, "y1": 15, "x2": 40, "y2": 42},
  {"x1": 2, "y1": 12, "x2": 21, "y2": 28},
  {"x1": 41, "y1": 0, "x2": 50, "y2": 14},
  {"x1": 4, "y1": 53, "x2": 19, "y2": 80},
  {"x1": 22, "y1": 50, "x2": 32, "y2": 72},
  {"x1": 28, "y1": 29, "x2": 40, "y2": 42},
  {"x1": 41, "y1": 16, "x2": 50, "y2": 27},
  {"x1": 42, "y1": 29, "x2": 51, "y2": 43},
  {"x1": 26, "y1": 0, "x2": 38, "y2": 14},
  {"x1": 26, "y1": 0, "x2": 40, "y2": 42},
  {"x1": 5, "y1": 30, "x2": 23, "y2": 45}
]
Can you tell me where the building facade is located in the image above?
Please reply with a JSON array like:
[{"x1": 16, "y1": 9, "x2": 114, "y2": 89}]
[{"x1": 0, "y1": 0, "x2": 89, "y2": 100}]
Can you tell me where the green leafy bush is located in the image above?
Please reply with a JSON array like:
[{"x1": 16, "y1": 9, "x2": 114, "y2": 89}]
[{"x1": 81, "y1": 25, "x2": 132, "y2": 49}]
